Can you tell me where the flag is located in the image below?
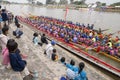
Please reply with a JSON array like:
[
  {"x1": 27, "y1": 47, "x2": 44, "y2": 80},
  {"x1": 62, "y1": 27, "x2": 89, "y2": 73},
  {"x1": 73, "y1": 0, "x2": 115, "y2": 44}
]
[{"x1": 64, "y1": 6, "x2": 68, "y2": 21}]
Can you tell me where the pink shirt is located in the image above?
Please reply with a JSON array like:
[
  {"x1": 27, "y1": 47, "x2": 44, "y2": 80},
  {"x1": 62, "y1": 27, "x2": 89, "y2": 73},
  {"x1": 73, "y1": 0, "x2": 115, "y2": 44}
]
[{"x1": 2, "y1": 48, "x2": 9, "y2": 65}]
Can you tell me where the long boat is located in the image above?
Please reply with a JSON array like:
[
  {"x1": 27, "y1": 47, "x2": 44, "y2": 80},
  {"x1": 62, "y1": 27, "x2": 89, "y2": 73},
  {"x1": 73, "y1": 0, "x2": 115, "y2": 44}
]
[
  {"x1": 18, "y1": 16, "x2": 120, "y2": 62},
  {"x1": 17, "y1": 16, "x2": 120, "y2": 75}
]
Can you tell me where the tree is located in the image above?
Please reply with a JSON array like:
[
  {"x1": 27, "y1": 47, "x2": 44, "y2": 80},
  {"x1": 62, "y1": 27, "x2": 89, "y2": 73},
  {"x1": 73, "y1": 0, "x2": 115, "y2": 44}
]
[
  {"x1": 70, "y1": 0, "x2": 74, "y2": 4},
  {"x1": 73, "y1": 0, "x2": 86, "y2": 5},
  {"x1": 59, "y1": 0, "x2": 68, "y2": 4},
  {"x1": 46, "y1": 0, "x2": 56, "y2": 4},
  {"x1": 73, "y1": 1, "x2": 82, "y2": 5},
  {"x1": 96, "y1": 1, "x2": 102, "y2": 7},
  {"x1": 81, "y1": 0, "x2": 86, "y2": 5},
  {"x1": 46, "y1": 0, "x2": 53, "y2": 4},
  {"x1": 27, "y1": 0, "x2": 35, "y2": 4},
  {"x1": 36, "y1": 1, "x2": 43, "y2": 5},
  {"x1": 110, "y1": 2, "x2": 120, "y2": 7},
  {"x1": 102, "y1": 3, "x2": 106, "y2": 6}
]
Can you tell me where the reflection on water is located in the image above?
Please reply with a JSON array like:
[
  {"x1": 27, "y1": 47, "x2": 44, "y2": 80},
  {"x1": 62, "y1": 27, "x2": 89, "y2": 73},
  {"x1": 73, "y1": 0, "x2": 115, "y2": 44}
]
[{"x1": 4, "y1": 4, "x2": 120, "y2": 37}]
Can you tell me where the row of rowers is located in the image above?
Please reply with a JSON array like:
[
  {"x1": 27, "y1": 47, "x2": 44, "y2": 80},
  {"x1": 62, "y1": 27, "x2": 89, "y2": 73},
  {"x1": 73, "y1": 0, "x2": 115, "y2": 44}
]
[{"x1": 22, "y1": 16, "x2": 120, "y2": 57}]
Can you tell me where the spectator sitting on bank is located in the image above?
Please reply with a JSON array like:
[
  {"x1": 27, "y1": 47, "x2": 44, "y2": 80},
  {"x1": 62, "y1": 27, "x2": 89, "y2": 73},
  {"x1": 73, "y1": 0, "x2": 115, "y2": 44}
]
[
  {"x1": 7, "y1": 40, "x2": 27, "y2": 72},
  {"x1": 33, "y1": 32, "x2": 42, "y2": 46},
  {"x1": 14, "y1": 16, "x2": 19, "y2": 26},
  {"x1": 51, "y1": 49, "x2": 58, "y2": 61},
  {"x1": 74, "y1": 62, "x2": 87, "y2": 80},
  {"x1": 0, "y1": 25, "x2": 9, "y2": 52},
  {"x1": 1, "y1": 9, "x2": 8, "y2": 25},
  {"x1": 45, "y1": 40, "x2": 56, "y2": 58},
  {"x1": 65, "y1": 59, "x2": 79, "y2": 73},
  {"x1": 13, "y1": 23, "x2": 23, "y2": 38},
  {"x1": 60, "y1": 57, "x2": 66, "y2": 65},
  {"x1": 41, "y1": 33, "x2": 48, "y2": 44},
  {"x1": 2, "y1": 39, "x2": 14, "y2": 69},
  {"x1": 0, "y1": 5, "x2": 2, "y2": 34}
]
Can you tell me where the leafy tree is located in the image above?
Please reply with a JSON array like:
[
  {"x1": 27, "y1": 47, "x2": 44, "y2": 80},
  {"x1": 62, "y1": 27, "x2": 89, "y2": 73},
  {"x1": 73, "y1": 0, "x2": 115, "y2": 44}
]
[
  {"x1": 81, "y1": 0, "x2": 86, "y2": 5},
  {"x1": 46, "y1": 0, "x2": 56, "y2": 4},
  {"x1": 96, "y1": 1, "x2": 102, "y2": 7},
  {"x1": 110, "y1": 2, "x2": 120, "y2": 7},
  {"x1": 27, "y1": 0, "x2": 35, "y2": 4},
  {"x1": 59, "y1": 0, "x2": 68, "y2": 5},
  {"x1": 101, "y1": 3, "x2": 106, "y2": 6},
  {"x1": 73, "y1": 1, "x2": 82, "y2": 5},
  {"x1": 70, "y1": 0, "x2": 74, "y2": 4},
  {"x1": 73, "y1": 0, "x2": 86, "y2": 5},
  {"x1": 36, "y1": 1, "x2": 43, "y2": 5}
]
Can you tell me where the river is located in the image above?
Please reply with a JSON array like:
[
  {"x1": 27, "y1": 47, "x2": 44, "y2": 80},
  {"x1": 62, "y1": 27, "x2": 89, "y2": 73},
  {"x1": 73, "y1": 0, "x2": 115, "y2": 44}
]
[
  {"x1": 1, "y1": 4, "x2": 120, "y2": 69},
  {"x1": 3, "y1": 4, "x2": 120, "y2": 37}
]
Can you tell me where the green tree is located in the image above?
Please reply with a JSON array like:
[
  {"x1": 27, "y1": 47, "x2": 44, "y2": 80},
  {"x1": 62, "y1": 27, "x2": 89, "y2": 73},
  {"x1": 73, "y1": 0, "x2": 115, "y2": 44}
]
[
  {"x1": 73, "y1": 0, "x2": 86, "y2": 5},
  {"x1": 70, "y1": 0, "x2": 74, "y2": 4},
  {"x1": 46, "y1": 0, "x2": 56, "y2": 4},
  {"x1": 27, "y1": 0, "x2": 35, "y2": 4},
  {"x1": 73, "y1": 1, "x2": 82, "y2": 5},
  {"x1": 81, "y1": 0, "x2": 86, "y2": 5},
  {"x1": 110, "y1": 2, "x2": 120, "y2": 7},
  {"x1": 36, "y1": 1, "x2": 43, "y2": 5},
  {"x1": 96, "y1": 1, "x2": 102, "y2": 7},
  {"x1": 59, "y1": 0, "x2": 68, "y2": 5},
  {"x1": 102, "y1": 3, "x2": 106, "y2": 6}
]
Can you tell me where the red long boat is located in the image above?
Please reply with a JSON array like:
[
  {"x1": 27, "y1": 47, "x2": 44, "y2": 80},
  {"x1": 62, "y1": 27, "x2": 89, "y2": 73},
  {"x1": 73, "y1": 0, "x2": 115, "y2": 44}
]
[{"x1": 17, "y1": 16, "x2": 120, "y2": 76}]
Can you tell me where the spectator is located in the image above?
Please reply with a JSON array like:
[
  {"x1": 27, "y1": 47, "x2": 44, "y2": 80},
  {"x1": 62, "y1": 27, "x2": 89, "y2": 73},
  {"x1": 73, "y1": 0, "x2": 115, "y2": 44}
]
[
  {"x1": 0, "y1": 26, "x2": 9, "y2": 51},
  {"x1": 1, "y1": 9, "x2": 8, "y2": 25},
  {"x1": 2, "y1": 39, "x2": 14, "y2": 69},
  {"x1": 51, "y1": 49, "x2": 58, "y2": 61},
  {"x1": 0, "y1": 5, "x2": 2, "y2": 33},
  {"x1": 74, "y1": 62, "x2": 87, "y2": 80},
  {"x1": 65, "y1": 59, "x2": 79, "y2": 73},
  {"x1": 45, "y1": 40, "x2": 56, "y2": 58},
  {"x1": 14, "y1": 16, "x2": 19, "y2": 26},
  {"x1": 13, "y1": 23, "x2": 23, "y2": 38},
  {"x1": 33, "y1": 32, "x2": 42, "y2": 46},
  {"x1": 60, "y1": 57, "x2": 66, "y2": 65},
  {"x1": 7, "y1": 40, "x2": 27, "y2": 71},
  {"x1": 41, "y1": 33, "x2": 48, "y2": 44}
]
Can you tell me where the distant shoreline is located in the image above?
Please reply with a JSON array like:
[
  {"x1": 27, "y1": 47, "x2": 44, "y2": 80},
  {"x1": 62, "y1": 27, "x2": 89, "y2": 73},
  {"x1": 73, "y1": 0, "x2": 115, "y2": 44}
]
[{"x1": 1, "y1": 3, "x2": 120, "y2": 12}]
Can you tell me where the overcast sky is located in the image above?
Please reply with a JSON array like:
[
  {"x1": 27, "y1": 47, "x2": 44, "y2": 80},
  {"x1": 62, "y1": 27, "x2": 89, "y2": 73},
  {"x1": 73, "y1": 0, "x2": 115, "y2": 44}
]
[{"x1": 6, "y1": 0, "x2": 120, "y2": 5}]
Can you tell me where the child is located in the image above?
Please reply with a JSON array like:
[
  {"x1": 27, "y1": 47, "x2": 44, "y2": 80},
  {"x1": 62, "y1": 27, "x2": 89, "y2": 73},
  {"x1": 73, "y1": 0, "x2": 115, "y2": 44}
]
[
  {"x1": 2, "y1": 39, "x2": 15, "y2": 69},
  {"x1": 45, "y1": 40, "x2": 56, "y2": 58},
  {"x1": 51, "y1": 49, "x2": 58, "y2": 61},
  {"x1": 0, "y1": 26, "x2": 9, "y2": 51},
  {"x1": 60, "y1": 57, "x2": 66, "y2": 65},
  {"x1": 65, "y1": 59, "x2": 78, "y2": 73},
  {"x1": 14, "y1": 16, "x2": 19, "y2": 26},
  {"x1": 33, "y1": 32, "x2": 42, "y2": 46},
  {"x1": 74, "y1": 62, "x2": 87, "y2": 80},
  {"x1": 13, "y1": 23, "x2": 23, "y2": 38},
  {"x1": 7, "y1": 40, "x2": 27, "y2": 71},
  {"x1": 41, "y1": 33, "x2": 48, "y2": 44},
  {"x1": 1, "y1": 9, "x2": 8, "y2": 25}
]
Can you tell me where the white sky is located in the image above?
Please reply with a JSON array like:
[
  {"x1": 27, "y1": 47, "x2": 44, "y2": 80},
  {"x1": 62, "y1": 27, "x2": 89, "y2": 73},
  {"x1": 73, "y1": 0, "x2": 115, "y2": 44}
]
[{"x1": 6, "y1": 0, "x2": 120, "y2": 5}]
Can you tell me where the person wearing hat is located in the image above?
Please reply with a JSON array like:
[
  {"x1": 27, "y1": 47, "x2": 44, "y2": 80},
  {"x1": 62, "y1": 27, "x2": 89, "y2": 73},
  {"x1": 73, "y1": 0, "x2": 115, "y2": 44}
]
[{"x1": 45, "y1": 40, "x2": 56, "y2": 58}]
